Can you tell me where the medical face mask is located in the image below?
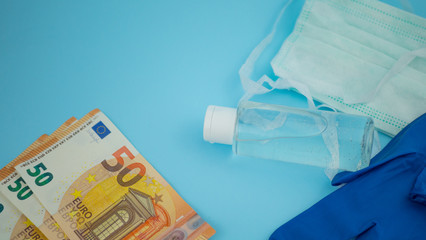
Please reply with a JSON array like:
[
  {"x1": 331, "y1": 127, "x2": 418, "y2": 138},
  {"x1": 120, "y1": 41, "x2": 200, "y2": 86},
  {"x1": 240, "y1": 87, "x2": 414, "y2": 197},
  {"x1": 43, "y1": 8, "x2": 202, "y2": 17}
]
[{"x1": 240, "y1": 0, "x2": 426, "y2": 137}]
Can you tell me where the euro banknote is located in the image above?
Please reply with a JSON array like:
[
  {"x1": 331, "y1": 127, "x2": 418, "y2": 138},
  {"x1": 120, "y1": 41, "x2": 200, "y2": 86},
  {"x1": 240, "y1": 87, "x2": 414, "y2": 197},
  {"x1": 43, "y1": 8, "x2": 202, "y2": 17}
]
[
  {"x1": 14, "y1": 109, "x2": 215, "y2": 240},
  {"x1": 0, "y1": 118, "x2": 77, "y2": 240},
  {"x1": 0, "y1": 191, "x2": 48, "y2": 240}
]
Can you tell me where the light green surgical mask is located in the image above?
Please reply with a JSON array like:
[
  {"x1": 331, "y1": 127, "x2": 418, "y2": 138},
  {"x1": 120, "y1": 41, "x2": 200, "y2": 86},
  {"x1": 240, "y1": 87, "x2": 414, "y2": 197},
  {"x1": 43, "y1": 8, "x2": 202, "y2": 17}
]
[{"x1": 240, "y1": 0, "x2": 426, "y2": 137}]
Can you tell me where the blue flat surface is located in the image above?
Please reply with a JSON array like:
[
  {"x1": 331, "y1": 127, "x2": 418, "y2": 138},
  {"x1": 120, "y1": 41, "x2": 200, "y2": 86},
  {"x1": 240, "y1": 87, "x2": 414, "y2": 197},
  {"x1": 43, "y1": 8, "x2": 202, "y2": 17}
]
[{"x1": 0, "y1": 0, "x2": 425, "y2": 239}]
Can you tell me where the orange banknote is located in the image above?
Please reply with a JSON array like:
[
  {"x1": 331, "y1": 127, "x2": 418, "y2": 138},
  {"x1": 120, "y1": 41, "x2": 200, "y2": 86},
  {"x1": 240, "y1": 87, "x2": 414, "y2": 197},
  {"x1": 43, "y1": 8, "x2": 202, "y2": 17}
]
[
  {"x1": 14, "y1": 109, "x2": 215, "y2": 240},
  {"x1": 0, "y1": 119, "x2": 76, "y2": 240}
]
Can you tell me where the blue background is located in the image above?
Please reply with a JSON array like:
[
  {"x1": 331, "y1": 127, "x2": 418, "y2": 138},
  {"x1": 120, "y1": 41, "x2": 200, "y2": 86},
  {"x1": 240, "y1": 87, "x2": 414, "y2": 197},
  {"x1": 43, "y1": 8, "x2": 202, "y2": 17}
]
[{"x1": 1, "y1": 0, "x2": 425, "y2": 239}]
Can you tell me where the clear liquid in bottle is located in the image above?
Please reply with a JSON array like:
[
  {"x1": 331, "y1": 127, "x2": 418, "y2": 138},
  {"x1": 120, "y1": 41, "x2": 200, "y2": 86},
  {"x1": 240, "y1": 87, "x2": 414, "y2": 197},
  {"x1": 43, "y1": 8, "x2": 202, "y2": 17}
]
[{"x1": 204, "y1": 101, "x2": 374, "y2": 172}]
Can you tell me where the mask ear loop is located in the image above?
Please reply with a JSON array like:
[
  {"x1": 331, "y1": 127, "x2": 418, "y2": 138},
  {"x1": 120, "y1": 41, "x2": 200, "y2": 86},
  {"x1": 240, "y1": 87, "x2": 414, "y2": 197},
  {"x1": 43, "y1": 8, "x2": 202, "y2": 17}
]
[
  {"x1": 316, "y1": 104, "x2": 338, "y2": 112},
  {"x1": 371, "y1": 130, "x2": 381, "y2": 159},
  {"x1": 239, "y1": 0, "x2": 295, "y2": 102},
  {"x1": 239, "y1": 0, "x2": 317, "y2": 108},
  {"x1": 345, "y1": 48, "x2": 426, "y2": 104},
  {"x1": 239, "y1": 0, "x2": 345, "y2": 180},
  {"x1": 317, "y1": 104, "x2": 382, "y2": 159}
]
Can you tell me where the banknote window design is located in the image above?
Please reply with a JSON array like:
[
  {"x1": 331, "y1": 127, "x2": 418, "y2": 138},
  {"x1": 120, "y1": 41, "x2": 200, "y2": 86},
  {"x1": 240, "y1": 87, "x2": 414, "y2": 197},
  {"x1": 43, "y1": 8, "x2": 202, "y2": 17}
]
[
  {"x1": 92, "y1": 208, "x2": 131, "y2": 240},
  {"x1": 75, "y1": 188, "x2": 158, "y2": 240},
  {"x1": 118, "y1": 209, "x2": 130, "y2": 222}
]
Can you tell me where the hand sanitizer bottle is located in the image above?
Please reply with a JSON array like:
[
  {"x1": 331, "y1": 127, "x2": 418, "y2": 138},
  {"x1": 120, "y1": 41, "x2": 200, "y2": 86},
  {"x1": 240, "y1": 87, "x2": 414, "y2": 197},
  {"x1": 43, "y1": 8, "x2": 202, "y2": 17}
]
[{"x1": 203, "y1": 101, "x2": 374, "y2": 172}]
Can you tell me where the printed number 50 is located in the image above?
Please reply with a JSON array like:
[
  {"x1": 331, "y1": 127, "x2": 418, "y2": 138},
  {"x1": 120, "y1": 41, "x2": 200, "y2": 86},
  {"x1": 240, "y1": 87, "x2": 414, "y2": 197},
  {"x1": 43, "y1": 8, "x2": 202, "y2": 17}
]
[
  {"x1": 102, "y1": 146, "x2": 146, "y2": 187},
  {"x1": 26, "y1": 163, "x2": 54, "y2": 187},
  {"x1": 7, "y1": 177, "x2": 33, "y2": 200}
]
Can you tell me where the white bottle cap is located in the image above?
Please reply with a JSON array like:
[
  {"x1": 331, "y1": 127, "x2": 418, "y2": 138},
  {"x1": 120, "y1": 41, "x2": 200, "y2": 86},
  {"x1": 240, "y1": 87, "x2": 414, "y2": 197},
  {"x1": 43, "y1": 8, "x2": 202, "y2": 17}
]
[{"x1": 203, "y1": 105, "x2": 237, "y2": 145}]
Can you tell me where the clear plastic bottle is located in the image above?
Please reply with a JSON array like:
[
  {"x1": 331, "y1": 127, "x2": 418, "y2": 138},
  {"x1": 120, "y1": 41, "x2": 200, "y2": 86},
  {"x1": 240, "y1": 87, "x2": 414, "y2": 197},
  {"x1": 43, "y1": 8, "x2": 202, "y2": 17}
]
[{"x1": 203, "y1": 101, "x2": 374, "y2": 171}]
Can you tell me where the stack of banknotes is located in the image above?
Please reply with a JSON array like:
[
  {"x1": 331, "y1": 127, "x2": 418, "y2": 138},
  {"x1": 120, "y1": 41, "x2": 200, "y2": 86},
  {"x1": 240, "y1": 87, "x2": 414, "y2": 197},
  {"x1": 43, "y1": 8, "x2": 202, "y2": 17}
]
[{"x1": 0, "y1": 109, "x2": 215, "y2": 240}]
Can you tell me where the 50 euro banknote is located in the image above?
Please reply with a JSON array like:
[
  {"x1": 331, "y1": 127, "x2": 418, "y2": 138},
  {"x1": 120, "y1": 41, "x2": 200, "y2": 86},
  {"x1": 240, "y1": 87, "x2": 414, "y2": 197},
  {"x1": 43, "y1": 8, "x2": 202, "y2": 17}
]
[
  {"x1": 14, "y1": 109, "x2": 215, "y2": 240},
  {"x1": 0, "y1": 134, "x2": 54, "y2": 240},
  {"x1": 0, "y1": 118, "x2": 78, "y2": 240},
  {"x1": 0, "y1": 191, "x2": 47, "y2": 240}
]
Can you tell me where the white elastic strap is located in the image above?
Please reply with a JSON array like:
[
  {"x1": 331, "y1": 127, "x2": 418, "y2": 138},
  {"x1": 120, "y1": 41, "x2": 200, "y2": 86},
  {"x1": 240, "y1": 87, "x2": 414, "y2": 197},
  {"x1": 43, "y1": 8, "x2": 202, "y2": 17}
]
[
  {"x1": 371, "y1": 130, "x2": 381, "y2": 159},
  {"x1": 345, "y1": 48, "x2": 426, "y2": 104},
  {"x1": 240, "y1": 75, "x2": 275, "y2": 102},
  {"x1": 239, "y1": 0, "x2": 294, "y2": 99},
  {"x1": 316, "y1": 104, "x2": 338, "y2": 112},
  {"x1": 238, "y1": 0, "x2": 340, "y2": 180},
  {"x1": 239, "y1": 0, "x2": 316, "y2": 109},
  {"x1": 323, "y1": 116, "x2": 339, "y2": 180},
  {"x1": 273, "y1": 77, "x2": 316, "y2": 109}
]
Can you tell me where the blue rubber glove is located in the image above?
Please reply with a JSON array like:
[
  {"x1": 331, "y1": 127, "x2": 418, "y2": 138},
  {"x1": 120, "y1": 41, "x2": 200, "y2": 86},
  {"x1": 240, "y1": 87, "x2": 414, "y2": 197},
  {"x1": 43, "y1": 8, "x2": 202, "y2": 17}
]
[{"x1": 270, "y1": 114, "x2": 426, "y2": 240}]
